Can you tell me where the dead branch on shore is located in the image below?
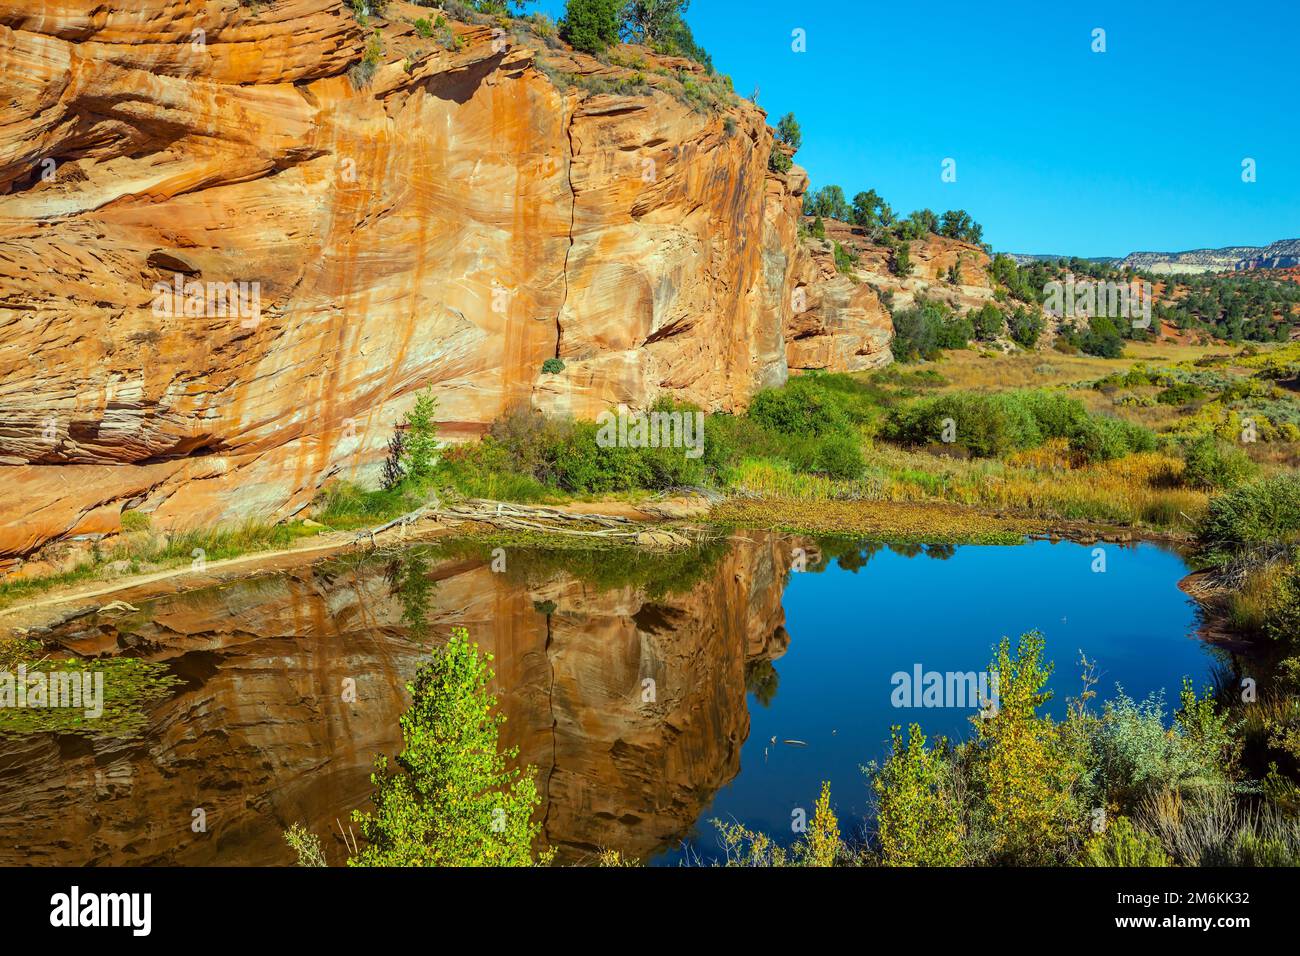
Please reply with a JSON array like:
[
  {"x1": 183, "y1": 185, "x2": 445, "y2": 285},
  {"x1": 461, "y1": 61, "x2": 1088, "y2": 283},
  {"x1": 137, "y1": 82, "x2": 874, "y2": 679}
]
[
  {"x1": 353, "y1": 498, "x2": 697, "y2": 548},
  {"x1": 352, "y1": 504, "x2": 436, "y2": 547}
]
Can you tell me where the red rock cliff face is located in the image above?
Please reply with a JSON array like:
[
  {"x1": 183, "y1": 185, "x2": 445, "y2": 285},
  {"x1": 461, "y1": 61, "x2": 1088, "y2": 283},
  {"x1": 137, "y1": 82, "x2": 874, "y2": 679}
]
[
  {"x1": 0, "y1": 2, "x2": 888, "y2": 566},
  {"x1": 783, "y1": 180, "x2": 894, "y2": 374},
  {"x1": 823, "y1": 217, "x2": 996, "y2": 315}
]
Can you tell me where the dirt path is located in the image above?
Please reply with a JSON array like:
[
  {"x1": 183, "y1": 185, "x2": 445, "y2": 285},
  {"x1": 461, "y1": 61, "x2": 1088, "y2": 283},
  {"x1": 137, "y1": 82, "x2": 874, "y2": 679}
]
[
  {"x1": 0, "y1": 496, "x2": 713, "y2": 635},
  {"x1": 0, "y1": 522, "x2": 471, "y2": 635},
  {"x1": 3, "y1": 535, "x2": 343, "y2": 612},
  {"x1": 0, "y1": 532, "x2": 357, "y2": 634}
]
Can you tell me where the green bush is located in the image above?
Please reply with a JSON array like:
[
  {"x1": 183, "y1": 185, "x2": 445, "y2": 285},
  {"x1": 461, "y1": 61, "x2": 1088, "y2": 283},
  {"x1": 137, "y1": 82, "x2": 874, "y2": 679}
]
[
  {"x1": 1195, "y1": 474, "x2": 1300, "y2": 564},
  {"x1": 1082, "y1": 816, "x2": 1171, "y2": 867},
  {"x1": 1093, "y1": 364, "x2": 1160, "y2": 390},
  {"x1": 936, "y1": 313, "x2": 973, "y2": 350},
  {"x1": 1084, "y1": 688, "x2": 1233, "y2": 810},
  {"x1": 1068, "y1": 414, "x2": 1157, "y2": 463},
  {"x1": 427, "y1": 374, "x2": 886, "y2": 498},
  {"x1": 558, "y1": 0, "x2": 621, "y2": 54},
  {"x1": 711, "y1": 374, "x2": 883, "y2": 481},
  {"x1": 811, "y1": 432, "x2": 865, "y2": 479},
  {"x1": 884, "y1": 390, "x2": 1154, "y2": 462},
  {"x1": 833, "y1": 241, "x2": 857, "y2": 275},
  {"x1": 1173, "y1": 677, "x2": 1240, "y2": 780},
  {"x1": 348, "y1": 628, "x2": 548, "y2": 866},
  {"x1": 748, "y1": 376, "x2": 852, "y2": 437},
  {"x1": 892, "y1": 301, "x2": 970, "y2": 361},
  {"x1": 870, "y1": 725, "x2": 965, "y2": 866},
  {"x1": 541, "y1": 357, "x2": 565, "y2": 374},
  {"x1": 1008, "y1": 306, "x2": 1044, "y2": 349},
  {"x1": 703, "y1": 410, "x2": 791, "y2": 464},
  {"x1": 552, "y1": 406, "x2": 710, "y2": 494},
  {"x1": 549, "y1": 421, "x2": 646, "y2": 492},
  {"x1": 884, "y1": 392, "x2": 1042, "y2": 458},
  {"x1": 1079, "y1": 316, "x2": 1125, "y2": 358},
  {"x1": 1181, "y1": 434, "x2": 1257, "y2": 490},
  {"x1": 1261, "y1": 562, "x2": 1300, "y2": 643},
  {"x1": 1022, "y1": 389, "x2": 1156, "y2": 462},
  {"x1": 970, "y1": 302, "x2": 1004, "y2": 341},
  {"x1": 438, "y1": 399, "x2": 716, "y2": 496},
  {"x1": 1014, "y1": 390, "x2": 1092, "y2": 439},
  {"x1": 1156, "y1": 382, "x2": 1206, "y2": 405},
  {"x1": 891, "y1": 304, "x2": 941, "y2": 362}
]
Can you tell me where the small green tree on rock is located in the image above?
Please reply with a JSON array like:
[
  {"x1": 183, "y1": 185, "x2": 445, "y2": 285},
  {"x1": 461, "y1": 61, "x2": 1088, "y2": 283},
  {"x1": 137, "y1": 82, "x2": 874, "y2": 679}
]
[
  {"x1": 559, "y1": 0, "x2": 621, "y2": 54},
  {"x1": 775, "y1": 112, "x2": 801, "y2": 151},
  {"x1": 768, "y1": 146, "x2": 793, "y2": 174},
  {"x1": 400, "y1": 387, "x2": 440, "y2": 483},
  {"x1": 971, "y1": 302, "x2": 1004, "y2": 341},
  {"x1": 621, "y1": 0, "x2": 690, "y2": 49},
  {"x1": 891, "y1": 240, "x2": 912, "y2": 277}
]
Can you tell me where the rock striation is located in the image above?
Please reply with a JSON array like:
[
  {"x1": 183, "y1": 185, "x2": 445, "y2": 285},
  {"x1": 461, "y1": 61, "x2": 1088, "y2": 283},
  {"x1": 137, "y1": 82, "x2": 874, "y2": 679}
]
[{"x1": 0, "y1": 2, "x2": 890, "y2": 567}]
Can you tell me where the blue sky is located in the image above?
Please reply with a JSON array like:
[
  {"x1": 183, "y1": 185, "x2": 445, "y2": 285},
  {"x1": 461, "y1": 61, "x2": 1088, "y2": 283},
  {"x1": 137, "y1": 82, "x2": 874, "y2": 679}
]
[{"x1": 532, "y1": 0, "x2": 1298, "y2": 257}]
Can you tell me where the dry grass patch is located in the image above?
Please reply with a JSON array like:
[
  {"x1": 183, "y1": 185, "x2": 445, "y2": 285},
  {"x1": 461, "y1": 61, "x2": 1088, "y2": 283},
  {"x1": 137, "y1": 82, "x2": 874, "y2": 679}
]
[
  {"x1": 727, "y1": 445, "x2": 1207, "y2": 532},
  {"x1": 912, "y1": 341, "x2": 1227, "y2": 393},
  {"x1": 712, "y1": 496, "x2": 1032, "y2": 544}
]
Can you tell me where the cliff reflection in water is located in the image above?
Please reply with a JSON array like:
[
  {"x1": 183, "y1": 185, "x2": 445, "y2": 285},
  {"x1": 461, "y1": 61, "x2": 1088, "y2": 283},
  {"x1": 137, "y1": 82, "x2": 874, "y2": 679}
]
[{"x1": 0, "y1": 531, "x2": 796, "y2": 865}]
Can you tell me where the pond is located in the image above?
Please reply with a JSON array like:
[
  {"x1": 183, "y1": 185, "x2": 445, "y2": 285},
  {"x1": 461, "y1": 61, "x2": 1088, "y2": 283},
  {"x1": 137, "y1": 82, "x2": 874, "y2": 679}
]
[{"x1": 0, "y1": 531, "x2": 1215, "y2": 866}]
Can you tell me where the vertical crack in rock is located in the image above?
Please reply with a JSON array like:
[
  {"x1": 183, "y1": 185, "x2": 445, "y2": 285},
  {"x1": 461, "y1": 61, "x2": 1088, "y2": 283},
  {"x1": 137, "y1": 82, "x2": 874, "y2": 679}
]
[
  {"x1": 0, "y1": 19, "x2": 904, "y2": 569},
  {"x1": 555, "y1": 94, "x2": 579, "y2": 362},
  {"x1": 540, "y1": 605, "x2": 559, "y2": 846}
]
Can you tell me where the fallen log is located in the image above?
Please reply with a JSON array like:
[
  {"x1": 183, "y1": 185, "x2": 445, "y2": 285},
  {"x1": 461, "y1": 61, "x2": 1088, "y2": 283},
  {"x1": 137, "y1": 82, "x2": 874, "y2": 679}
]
[
  {"x1": 352, "y1": 498, "x2": 697, "y2": 549},
  {"x1": 447, "y1": 500, "x2": 634, "y2": 528}
]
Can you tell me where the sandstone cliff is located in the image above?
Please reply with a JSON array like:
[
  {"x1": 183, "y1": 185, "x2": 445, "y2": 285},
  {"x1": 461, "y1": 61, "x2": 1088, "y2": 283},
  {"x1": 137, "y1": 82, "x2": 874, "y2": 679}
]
[
  {"x1": 819, "y1": 217, "x2": 997, "y2": 317},
  {"x1": 783, "y1": 188, "x2": 894, "y2": 373},
  {"x1": 0, "y1": 1, "x2": 891, "y2": 567}
]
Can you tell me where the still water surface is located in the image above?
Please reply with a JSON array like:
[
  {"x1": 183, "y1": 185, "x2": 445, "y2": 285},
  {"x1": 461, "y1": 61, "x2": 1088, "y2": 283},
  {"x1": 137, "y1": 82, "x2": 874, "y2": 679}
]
[{"x1": 0, "y1": 533, "x2": 1211, "y2": 865}]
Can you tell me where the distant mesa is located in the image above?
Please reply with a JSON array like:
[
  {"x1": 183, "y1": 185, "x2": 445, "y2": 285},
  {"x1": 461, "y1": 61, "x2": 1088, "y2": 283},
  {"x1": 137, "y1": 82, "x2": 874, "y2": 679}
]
[
  {"x1": 1005, "y1": 253, "x2": 1120, "y2": 266},
  {"x1": 1234, "y1": 238, "x2": 1300, "y2": 271},
  {"x1": 1120, "y1": 246, "x2": 1262, "y2": 275},
  {"x1": 1005, "y1": 238, "x2": 1300, "y2": 275}
]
